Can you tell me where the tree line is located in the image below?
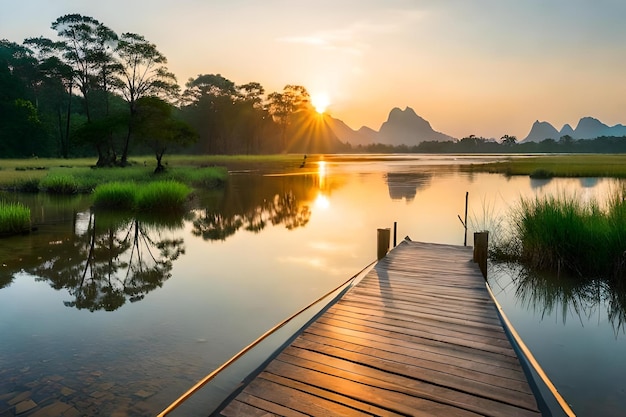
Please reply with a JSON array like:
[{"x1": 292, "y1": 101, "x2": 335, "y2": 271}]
[
  {"x1": 0, "y1": 14, "x2": 334, "y2": 165},
  {"x1": 355, "y1": 134, "x2": 626, "y2": 154}
]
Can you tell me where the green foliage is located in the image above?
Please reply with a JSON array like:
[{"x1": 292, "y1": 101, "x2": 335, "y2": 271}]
[
  {"x1": 93, "y1": 180, "x2": 191, "y2": 213},
  {"x1": 470, "y1": 154, "x2": 626, "y2": 178},
  {"x1": 135, "y1": 181, "x2": 191, "y2": 212},
  {"x1": 494, "y1": 189, "x2": 626, "y2": 279},
  {"x1": 529, "y1": 168, "x2": 554, "y2": 179},
  {"x1": 39, "y1": 174, "x2": 79, "y2": 194},
  {"x1": 0, "y1": 201, "x2": 30, "y2": 235},
  {"x1": 92, "y1": 182, "x2": 136, "y2": 210}
]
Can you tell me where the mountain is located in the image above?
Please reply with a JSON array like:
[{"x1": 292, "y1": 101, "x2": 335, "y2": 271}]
[
  {"x1": 523, "y1": 117, "x2": 626, "y2": 142},
  {"x1": 523, "y1": 121, "x2": 561, "y2": 142},
  {"x1": 378, "y1": 107, "x2": 453, "y2": 146},
  {"x1": 325, "y1": 117, "x2": 377, "y2": 147},
  {"x1": 328, "y1": 106, "x2": 455, "y2": 147},
  {"x1": 560, "y1": 123, "x2": 575, "y2": 137}
]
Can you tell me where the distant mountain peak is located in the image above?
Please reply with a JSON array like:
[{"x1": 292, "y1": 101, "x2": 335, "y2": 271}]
[
  {"x1": 327, "y1": 106, "x2": 455, "y2": 147},
  {"x1": 523, "y1": 117, "x2": 626, "y2": 142}
]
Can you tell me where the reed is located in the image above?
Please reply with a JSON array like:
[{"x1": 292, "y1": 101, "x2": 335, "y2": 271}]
[
  {"x1": 497, "y1": 189, "x2": 626, "y2": 278},
  {"x1": 0, "y1": 201, "x2": 31, "y2": 235},
  {"x1": 92, "y1": 182, "x2": 137, "y2": 210},
  {"x1": 93, "y1": 180, "x2": 191, "y2": 213},
  {"x1": 38, "y1": 174, "x2": 79, "y2": 194},
  {"x1": 136, "y1": 181, "x2": 191, "y2": 212}
]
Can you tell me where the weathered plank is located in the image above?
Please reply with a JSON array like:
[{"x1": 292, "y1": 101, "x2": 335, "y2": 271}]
[{"x1": 216, "y1": 240, "x2": 541, "y2": 417}]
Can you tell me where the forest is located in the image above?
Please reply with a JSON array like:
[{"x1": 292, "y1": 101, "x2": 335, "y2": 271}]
[
  {"x1": 0, "y1": 13, "x2": 347, "y2": 164},
  {"x1": 3, "y1": 13, "x2": 626, "y2": 162}
]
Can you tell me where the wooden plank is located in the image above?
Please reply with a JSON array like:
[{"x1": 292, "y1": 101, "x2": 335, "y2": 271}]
[
  {"x1": 303, "y1": 321, "x2": 523, "y2": 371},
  {"x1": 275, "y1": 347, "x2": 539, "y2": 417},
  {"x1": 263, "y1": 359, "x2": 483, "y2": 417},
  {"x1": 290, "y1": 333, "x2": 529, "y2": 384},
  {"x1": 215, "y1": 240, "x2": 541, "y2": 417}
]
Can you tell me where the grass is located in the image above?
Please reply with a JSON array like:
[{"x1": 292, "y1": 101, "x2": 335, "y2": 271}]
[
  {"x1": 92, "y1": 182, "x2": 137, "y2": 210},
  {"x1": 466, "y1": 154, "x2": 626, "y2": 178},
  {"x1": 135, "y1": 181, "x2": 191, "y2": 212},
  {"x1": 492, "y1": 187, "x2": 626, "y2": 279},
  {"x1": 0, "y1": 157, "x2": 228, "y2": 194},
  {"x1": 93, "y1": 181, "x2": 191, "y2": 213},
  {"x1": 0, "y1": 201, "x2": 31, "y2": 235}
]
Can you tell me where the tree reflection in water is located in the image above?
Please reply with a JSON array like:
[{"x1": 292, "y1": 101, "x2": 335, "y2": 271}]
[
  {"x1": 32, "y1": 211, "x2": 185, "y2": 311},
  {"x1": 192, "y1": 174, "x2": 317, "y2": 241},
  {"x1": 492, "y1": 264, "x2": 626, "y2": 335}
]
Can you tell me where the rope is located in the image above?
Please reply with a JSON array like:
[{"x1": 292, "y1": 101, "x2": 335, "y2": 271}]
[
  {"x1": 485, "y1": 283, "x2": 576, "y2": 417},
  {"x1": 157, "y1": 260, "x2": 376, "y2": 417}
]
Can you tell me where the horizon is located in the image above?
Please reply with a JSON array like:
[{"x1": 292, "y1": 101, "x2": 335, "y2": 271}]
[{"x1": 2, "y1": 1, "x2": 625, "y2": 139}]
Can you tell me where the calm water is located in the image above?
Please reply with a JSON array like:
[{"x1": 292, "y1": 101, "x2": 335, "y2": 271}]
[{"x1": 0, "y1": 155, "x2": 624, "y2": 416}]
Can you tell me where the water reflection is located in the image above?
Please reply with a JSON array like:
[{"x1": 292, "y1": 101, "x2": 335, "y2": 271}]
[
  {"x1": 191, "y1": 173, "x2": 323, "y2": 241},
  {"x1": 385, "y1": 172, "x2": 432, "y2": 201},
  {"x1": 491, "y1": 264, "x2": 626, "y2": 335},
  {"x1": 2, "y1": 210, "x2": 185, "y2": 311}
]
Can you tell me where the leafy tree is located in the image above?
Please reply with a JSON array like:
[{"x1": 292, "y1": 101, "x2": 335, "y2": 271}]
[
  {"x1": 0, "y1": 40, "x2": 48, "y2": 157},
  {"x1": 267, "y1": 85, "x2": 310, "y2": 151},
  {"x1": 235, "y1": 82, "x2": 268, "y2": 154},
  {"x1": 115, "y1": 32, "x2": 178, "y2": 165},
  {"x1": 51, "y1": 14, "x2": 117, "y2": 123},
  {"x1": 24, "y1": 36, "x2": 75, "y2": 157},
  {"x1": 501, "y1": 134, "x2": 517, "y2": 146},
  {"x1": 181, "y1": 73, "x2": 238, "y2": 154},
  {"x1": 134, "y1": 96, "x2": 196, "y2": 172}
]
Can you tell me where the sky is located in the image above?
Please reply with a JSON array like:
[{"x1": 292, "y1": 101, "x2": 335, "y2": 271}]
[{"x1": 2, "y1": 0, "x2": 625, "y2": 139}]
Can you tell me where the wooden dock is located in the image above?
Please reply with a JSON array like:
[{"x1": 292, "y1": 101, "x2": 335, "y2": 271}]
[{"x1": 215, "y1": 239, "x2": 542, "y2": 417}]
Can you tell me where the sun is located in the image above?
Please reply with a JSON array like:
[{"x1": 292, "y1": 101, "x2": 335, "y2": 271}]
[{"x1": 311, "y1": 92, "x2": 330, "y2": 114}]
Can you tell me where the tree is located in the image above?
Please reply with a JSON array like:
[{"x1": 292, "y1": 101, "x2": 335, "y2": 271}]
[
  {"x1": 24, "y1": 37, "x2": 75, "y2": 157},
  {"x1": 134, "y1": 96, "x2": 196, "y2": 172},
  {"x1": 267, "y1": 85, "x2": 310, "y2": 151},
  {"x1": 0, "y1": 40, "x2": 48, "y2": 157},
  {"x1": 181, "y1": 73, "x2": 239, "y2": 154},
  {"x1": 236, "y1": 82, "x2": 267, "y2": 154},
  {"x1": 51, "y1": 14, "x2": 117, "y2": 123},
  {"x1": 501, "y1": 134, "x2": 517, "y2": 146},
  {"x1": 115, "y1": 32, "x2": 179, "y2": 165}
]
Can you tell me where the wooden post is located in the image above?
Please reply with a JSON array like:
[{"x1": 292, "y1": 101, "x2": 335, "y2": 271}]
[
  {"x1": 464, "y1": 192, "x2": 469, "y2": 246},
  {"x1": 473, "y1": 231, "x2": 489, "y2": 279},
  {"x1": 377, "y1": 228, "x2": 391, "y2": 260},
  {"x1": 393, "y1": 222, "x2": 397, "y2": 247}
]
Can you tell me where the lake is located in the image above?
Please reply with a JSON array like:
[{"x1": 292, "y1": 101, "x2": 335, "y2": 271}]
[{"x1": 0, "y1": 154, "x2": 624, "y2": 416}]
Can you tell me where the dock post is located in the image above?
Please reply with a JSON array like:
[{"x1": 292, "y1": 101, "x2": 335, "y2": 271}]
[
  {"x1": 473, "y1": 231, "x2": 489, "y2": 279},
  {"x1": 377, "y1": 228, "x2": 391, "y2": 260},
  {"x1": 393, "y1": 222, "x2": 397, "y2": 247}
]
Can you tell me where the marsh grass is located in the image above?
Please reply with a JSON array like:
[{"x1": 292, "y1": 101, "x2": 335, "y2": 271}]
[
  {"x1": 93, "y1": 181, "x2": 191, "y2": 213},
  {"x1": 468, "y1": 154, "x2": 626, "y2": 178},
  {"x1": 135, "y1": 181, "x2": 191, "y2": 212},
  {"x1": 92, "y1": 182, "x2": 137, "y2": 210},
  {"x1": 492, "y1": 188, "x2": 626, "y2": 279},
  {"x1": 0, "y1": 157, "x2": 229, "y2": 193},
  {"x1": 0, "y1": 201, "x2": 31, "y2": 235},
  {"x1": 39, "y1": 174, "x2": 80, "y2": 194}
]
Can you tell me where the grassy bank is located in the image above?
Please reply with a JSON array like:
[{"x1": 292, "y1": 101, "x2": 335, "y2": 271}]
[
  {"x1": 0, "y1": 163, "x2": 227, "y2": 193},
  {"x1": 466, "y1": 154, "x2": 626, "y2": 178},
  {"x1": 492, "y1": 188, "x2": 626, "y2": 279},
  {"x1": 0, "y1": 201, "x2": 30, "y2": 235}
]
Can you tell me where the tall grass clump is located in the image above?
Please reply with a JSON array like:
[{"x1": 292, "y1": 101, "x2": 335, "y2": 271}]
[
  {"x1": 92, "y1": 182, "x2": 137, "y2": 210},
  {"x1": 506, "y1": 190, "x2": 626, "y2": 278},
  {"x1": 39, "y1": 174, "x2": 79, "y2": 194},
  {"x1": 93, "y1": 180, "x2": 191, "y2": 213},
  {"x1": 0, "y1": 201, "x2": 31, "y2": 235},
  {"x1": 136, "y1": 181, "x2": 191, "y2": 212}
]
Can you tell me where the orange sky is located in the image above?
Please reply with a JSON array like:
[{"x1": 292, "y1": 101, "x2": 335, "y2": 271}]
[{"x1": 3, "y1": 0, "x2": 626, "y2": 139}]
